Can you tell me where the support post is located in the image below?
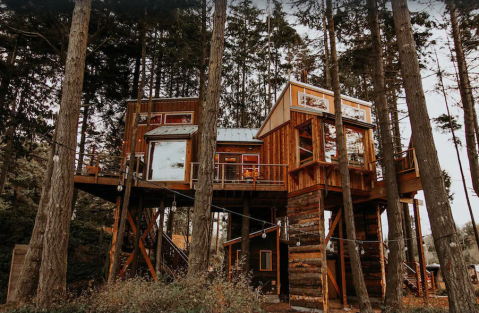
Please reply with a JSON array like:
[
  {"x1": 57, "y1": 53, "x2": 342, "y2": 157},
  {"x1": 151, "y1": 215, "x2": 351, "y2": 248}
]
[
  {"x1": 155, "y1": 199, "x2": 165, "y2": 276},
  {"x1": 413, "y1": 199, "x2": 429, "y2": 301},
  {"x1": 131, "y1": 196, "x2": 144, "y2": 276},
  {"x1": 377, "y1": 204, "x2": 386, "y2": 298},
  {"x1": 216, "y1": 212, "x2": 220, "y2": 256},
  {"x1": 109, "y1": 196, "x2": 122, "y2": 278},
  {"x1": 241, "y1": 197, "x2": 250, "y2": 273}
]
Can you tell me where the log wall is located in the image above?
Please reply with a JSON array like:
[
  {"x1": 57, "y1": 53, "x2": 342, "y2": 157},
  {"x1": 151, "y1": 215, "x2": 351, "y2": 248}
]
[{"x1": 287, "y1": 190, "x2": 327, "y2": 310}]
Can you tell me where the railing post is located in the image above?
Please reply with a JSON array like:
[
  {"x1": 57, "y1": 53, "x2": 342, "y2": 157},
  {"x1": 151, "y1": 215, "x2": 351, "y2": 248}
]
[
  {"x1": 95, "y1": 155, "x2": 100, "y2": 183},
  {"x1": 415, "y1": 262, "x2": 421, "y2": 297},
  {"x1": 190, "y1": 163, "x2": 194, "y2": 189},
  {"x1": 221, "y1": 164, "x2": 225, "y2": 190},
  {"x1": 253, "y1": 165, "x2": 257, "y2": 189},
  {"x1": 413, "y1": 148, "x2": 420, "y2": 177}
]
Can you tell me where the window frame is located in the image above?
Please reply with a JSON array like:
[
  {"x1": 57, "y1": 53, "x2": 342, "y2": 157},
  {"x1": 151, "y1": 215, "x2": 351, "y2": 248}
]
[
  {"x1": 241, "y1": 154, "x2": 260, "y2": 179},
  {"x1": 147, "y1": 139, "x2": 188, "y2": 182},
  {"x1": 298, "y1": 91, "x2": 329, "y2": 112},
  {"x1": 164, "y1": 112, "x2": 194, "y2": 125},
  {"x1": 259, "y1": 250, "x2": 273, "y2": 271},
  {"x1": 134, "y1": 112, "x2": 162, "y2": 126},
  {"x1": 296, "y1": 119, "x2": 315, "y2": 167}
]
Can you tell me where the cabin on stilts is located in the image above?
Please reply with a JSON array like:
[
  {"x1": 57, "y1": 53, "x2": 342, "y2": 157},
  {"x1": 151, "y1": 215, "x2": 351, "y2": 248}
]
[{"x1": 72, "y1": 79, "x2": 432, "y2": 310}]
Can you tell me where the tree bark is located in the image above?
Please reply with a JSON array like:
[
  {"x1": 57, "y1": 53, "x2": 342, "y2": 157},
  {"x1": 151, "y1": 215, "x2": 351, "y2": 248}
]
[
  {"x1": 322, "y1": 0, "x2": 331, "y2": 89},
  {"x1": 216, "y1": 212, "x2": 220, "y2": 256},
  {"x1": 197, "y1": 0, "x2": 207, "y2": 161},
  {"x1": 326, "y1": 0, "x2": 373, "y2": 311},
  {"x1": 71, "y1": 104, "x2": 90, "y2": 213},
  {"x1": 391, "y1": 1, "x2": 477, "y2": 311},
  {"x1": 155, "y1": 199, "x2": 165, "y2": 276},
  {"x1": 36, "y1": 0, "x2": 91, "y2": 308},
  {"x1": 188, "y1": 0, "x2": 227, "y2": 277},
  {"x1": 131, "y1": 197, "x2": 143, "y2": 277},
  {"x1": 241, "y1": 197, "x2": 250, "y2": 273},
  {"x1": 109, "y1": 7, "x2": 147, "y2": 283},
  {"x1": 366, "y1": 0, "x2": 404, "y2": 310},
  {"x1": 447, "y1": 1, "x2": 479, "y2": 200},
  {"x1": 13, "y1": 130, "x2": 57, "y2": 303}
]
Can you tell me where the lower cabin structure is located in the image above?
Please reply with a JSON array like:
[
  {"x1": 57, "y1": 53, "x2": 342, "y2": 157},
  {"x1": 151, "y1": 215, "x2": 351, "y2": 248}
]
[{"x1": 73, "y1": 80, "x2": 430, "y2": 311}]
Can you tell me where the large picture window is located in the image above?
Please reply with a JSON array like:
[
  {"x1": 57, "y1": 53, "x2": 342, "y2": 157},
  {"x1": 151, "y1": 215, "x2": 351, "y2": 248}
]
[
  {"x1": 298, "y1": 122, "x2": 314, "y2": 166},
  {"x1": 242, "y1": 154, "x2": 260, "y2": 179},
  {"x1": 165, "y1": 113, "x2": 193, "y2": 124},
  {"x1": 148, "y1": 140, "x2": 187, "y2": 181},
  {"x1": 324, "y1": 123, "x2": 337, "y2": 164},
  {"x1": 342, "y1": 104, "x2": 367, "y2": 122},
  {"x1": 345, "y1": 127, "x2": 365, "y2": 167}
]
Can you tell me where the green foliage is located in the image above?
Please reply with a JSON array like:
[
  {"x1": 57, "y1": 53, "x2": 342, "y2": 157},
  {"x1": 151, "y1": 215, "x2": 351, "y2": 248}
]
[
  {"x1": 442, "y1": 169, "x2": 454, "y2": 203},
  {"x1": 433, "y1": 114, "x2": 463, "y2": 146}
]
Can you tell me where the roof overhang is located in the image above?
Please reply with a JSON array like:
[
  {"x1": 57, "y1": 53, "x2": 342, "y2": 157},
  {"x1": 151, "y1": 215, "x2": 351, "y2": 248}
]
[
  {"x1": 144, "y1": 125, "x2": 198, "y2": 140},
  {"x1": 291, "y1": 106, "x2": 376, "y2": 129}
]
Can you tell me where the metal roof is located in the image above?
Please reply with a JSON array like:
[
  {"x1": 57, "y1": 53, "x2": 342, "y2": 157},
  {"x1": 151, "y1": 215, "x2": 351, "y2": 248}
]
[
  {"x1": 145, "y1": 125, "x2": 198, "y2": 137},
  {"x1": 216, "y1": 128, "x2": 262, "y2": 143}
]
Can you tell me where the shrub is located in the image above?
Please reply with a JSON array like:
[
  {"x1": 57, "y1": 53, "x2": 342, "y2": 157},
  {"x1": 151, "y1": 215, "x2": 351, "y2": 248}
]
[{"x1": 7, "y1": 266, "x2": 264, "y2": 313}]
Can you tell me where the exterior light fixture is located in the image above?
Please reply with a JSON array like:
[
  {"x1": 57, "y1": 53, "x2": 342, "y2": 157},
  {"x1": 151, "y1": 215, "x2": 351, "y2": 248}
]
[{"x1": 171, "y1": 194, "x2": 177, "y2": 212}]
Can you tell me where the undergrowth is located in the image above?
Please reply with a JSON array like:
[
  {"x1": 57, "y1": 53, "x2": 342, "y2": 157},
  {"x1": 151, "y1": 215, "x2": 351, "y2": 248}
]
[{"x1": 8, "y1": 267, "x2": 264, "y2": 313}]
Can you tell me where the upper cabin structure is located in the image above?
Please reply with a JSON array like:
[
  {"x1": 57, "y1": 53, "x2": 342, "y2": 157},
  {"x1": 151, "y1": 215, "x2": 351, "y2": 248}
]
[{"x1": 74, "y1": 80, "x2": 429, "y2": 311}]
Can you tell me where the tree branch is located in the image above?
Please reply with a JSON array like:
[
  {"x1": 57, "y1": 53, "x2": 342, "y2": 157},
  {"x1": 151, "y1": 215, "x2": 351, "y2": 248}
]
[
  {"x1": 86, "y1": 37, "x2": 113, "y2": 57},
  {"x1": 5, "y1": 25, "x2": 62, "y2": 59}
]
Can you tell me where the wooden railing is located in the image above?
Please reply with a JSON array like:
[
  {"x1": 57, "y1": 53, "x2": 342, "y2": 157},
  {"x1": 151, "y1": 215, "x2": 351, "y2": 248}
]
[
  {"x1": 404, "y1": 261, "x2": 435, "y2": 296},
  {"x1": 190, "y1": 163, "x2": 288, "y2": 190},
  {"x1": 370, "y1": 148, "x2": 419, "y2": 182},
  {"x1": 74, "y1": 153, "x2": 145, "y2": 185}
]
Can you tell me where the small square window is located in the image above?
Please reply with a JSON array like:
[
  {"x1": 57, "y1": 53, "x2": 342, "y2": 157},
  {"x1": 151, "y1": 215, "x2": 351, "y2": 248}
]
[
  {"x1": 298, "y1": 122, "x2": 314, "y2": 166},
  {"x1": 260, "y1": 250, "x2": 272, "y2": 271}
]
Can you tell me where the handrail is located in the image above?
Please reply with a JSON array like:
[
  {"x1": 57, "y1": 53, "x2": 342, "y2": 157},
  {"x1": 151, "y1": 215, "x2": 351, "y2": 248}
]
[
  {"x1": 370, "y1": 148, "x2": 415, "y2": 164},
  {"x1": 190, "y1": 162, "x2": 288, "y2": 166},
  {"x1": 163, "y1": 233, "x2": 188, "y2": 263}
]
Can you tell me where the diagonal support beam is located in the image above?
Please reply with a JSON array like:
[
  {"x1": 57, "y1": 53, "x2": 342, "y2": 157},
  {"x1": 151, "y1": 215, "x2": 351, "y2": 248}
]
[{"x1": 325, "y1": 209, "x2": 342, "y2": 246}]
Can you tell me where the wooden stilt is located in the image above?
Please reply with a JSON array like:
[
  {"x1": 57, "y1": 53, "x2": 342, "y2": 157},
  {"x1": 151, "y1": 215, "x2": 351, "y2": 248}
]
[
  {"x1": 413, "y1": 199, "x2": 429, "y2": 301},
  {"x1": 131, "y1": 196, "x2": 144, "y2": 276},
  {"x1": 216, "y1": 212, "x2": 220, "y2": 256},
  {"x1": 155, "y1": 199, "x2": 165, "y2": 275},
  {"x1": 109, "y1": 196, "x2": 121, "y2": 279},
  {"x1": 339, "y1": 211, "x2": 347, "y2": 308},
  {"x1": 320, "y1": 191, "x2": 328, "y2": 313}
]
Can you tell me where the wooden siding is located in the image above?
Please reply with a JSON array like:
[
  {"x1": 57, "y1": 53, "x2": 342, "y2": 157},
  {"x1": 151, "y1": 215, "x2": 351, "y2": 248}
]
[{"x1": 122, "y1": 99, "x2": 199, "y2": 156}]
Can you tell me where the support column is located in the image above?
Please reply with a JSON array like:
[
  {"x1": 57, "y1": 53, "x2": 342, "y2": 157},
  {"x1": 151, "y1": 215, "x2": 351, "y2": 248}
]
[
  {"x1": 216, "y1": 212, "x2": 220, "y2": 256},
  {"x1": 109, "y1": 196, "x2": 122, "y2": 279},
  {"x1": 403, "y1": 203, "x2": 416, "y2": 262},
  {"x1": 377, "y1": 204, "x2": 386, "y2": 298},
  {"x1": 155, "y1": 199, "x2": 165, "y2": 276},
  {"x1": 287, "y1": 190, "x2": 325, "y2": 311},
  {"x1": 131, "y1": 196, "x2": 144, "y2": 276},
  {"x1": 413, "y1": 199, "x2": 429, "y2": 300},
  {"x1": 241, "y1": 197, "x2": 250, "y2": 273},
  {"x1": 339, "y1": 212, "x2": 347, "y2": 308}
]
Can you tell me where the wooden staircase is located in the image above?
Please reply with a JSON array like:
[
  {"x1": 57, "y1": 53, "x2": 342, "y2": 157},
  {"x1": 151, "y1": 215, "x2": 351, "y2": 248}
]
[{"x1": 403, "y1": 262, "x2": 435, "y2": 296}]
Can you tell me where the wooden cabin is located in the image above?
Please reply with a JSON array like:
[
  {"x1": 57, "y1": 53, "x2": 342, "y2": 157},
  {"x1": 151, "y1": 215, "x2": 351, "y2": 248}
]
[{"x1": 73, "y1": 80, "x2": 428, "y2": 311}]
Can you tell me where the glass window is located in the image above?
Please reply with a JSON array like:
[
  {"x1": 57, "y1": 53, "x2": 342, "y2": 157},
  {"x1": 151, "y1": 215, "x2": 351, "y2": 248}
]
[
  {"x1": 242, "y1": 154, "x2": 259, "y2": 179},
  {"x1": 346, "y1": 127, "x2": 365, "y2": 167},
  {"x1": 324, "y1": 123, "x2": 338, "y2": 164},
  {"x1": 148, "y1": 140, "x2": 187, "y2": 181},
  {"x1": 298, "y1": 92, "x2": 329, "y2": 112},
  {"x1": 260, "y1": 250, "x2": 272, "y2": 271},
  {"x1": 134, "y1": 113, "x2": 162, "y2": 125},
  {"x1": 342, "y1": 105, "x2": 367, "y2": 122},
  {"x1": 165, "y1": 113, "x2": 193, "y2": 124},
  {"x1": 298, "y1": 122, "x2": 314, "y2": 166}
]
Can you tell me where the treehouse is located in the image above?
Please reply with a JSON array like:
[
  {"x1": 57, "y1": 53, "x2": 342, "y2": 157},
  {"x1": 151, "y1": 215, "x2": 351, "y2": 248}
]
[{"x1": 72, "y1": 80, "x2": 430, "y2": 311}]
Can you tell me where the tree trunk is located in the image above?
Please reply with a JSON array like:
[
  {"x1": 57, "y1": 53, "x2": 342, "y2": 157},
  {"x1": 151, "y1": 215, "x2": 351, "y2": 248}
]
[
  {"x1": 403, "y1": 205, "x2": 415, "y2": 262},
  {"x1": 447, "y1": 1, "x2": 479, "y2": 200},
  {"x1": 13, "y1": 130, "x2": 57, "y2": 303},
  {"x1": 216, "y1": 212, "x2": 220, "y2": 256},
  {"x1": 188, "y1": 0, "x2": 227, "y2": 277},
  {"x1": 0, "y1": 37, "x2": 17, "y2": 117},
  {"x1": 71, "y1": 104, "x2": 90, "y2": 213},
  {"x1": 131, "y1": 197, "x2": 143, "y2": 277},
  {"x1": 155, "y1": 199, "x2": 165, "y2": 276},
  {"x1": 391, "y1": 1, "x2": 477, "y2": 311},
  {"x1": 146, "y1": 33, "x2": 157, "y2": 132},
  {"x1": 366, "y1": 0, "x2": 404, "y2": 310},
  {"x1": 197, "y1": 0, "x2": 207, "y2": 160},
  {"x1": 109, "y1": 7, "x2": 147, "y2": 283},
  {"x1": 322, "y1": 0, "x2": 331, "y2": 89},
  {"x1": 167, "y1": 208, "x2": 175, "y2": 237},
  {"x1": 36, "y1": 0, "x2": 91, "y2": 308},
  {"x1": 326, "y1": 0, "x2": 373, "y2": 311},
  {"x1": 241, "y1": 197, "x2": 250, "y2": 273}
]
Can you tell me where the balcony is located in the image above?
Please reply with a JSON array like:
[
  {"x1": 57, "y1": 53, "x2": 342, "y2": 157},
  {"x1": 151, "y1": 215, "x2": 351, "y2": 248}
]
[{"x1": 190, "y1": 163, "x2": 288, "y2": 191}]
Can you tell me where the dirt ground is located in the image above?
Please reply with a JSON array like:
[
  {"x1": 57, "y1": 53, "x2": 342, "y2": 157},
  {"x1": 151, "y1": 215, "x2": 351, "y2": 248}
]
[{"x1": 261, "y1": 296, "x2": 450, "y2": 312}]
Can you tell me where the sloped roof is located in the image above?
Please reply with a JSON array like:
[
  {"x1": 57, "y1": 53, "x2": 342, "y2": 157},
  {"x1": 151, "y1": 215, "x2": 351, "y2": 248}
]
[
  {"x1": 145, "y1": 125, "x2": 198, "y2": 137},
  {"x1": 216, "y1": 128, "x2": 262, "y2": 143}
]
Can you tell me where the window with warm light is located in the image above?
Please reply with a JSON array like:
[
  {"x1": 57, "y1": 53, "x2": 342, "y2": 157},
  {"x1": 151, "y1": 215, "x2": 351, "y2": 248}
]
[
  {"x1": 164, "y1": 113, "x2": 193, "y2": 124},
  {"x1": 260, "y1": 250, "x2": 272, "y2": 271},
  {"x1": 298, "y1": 122, "x2": 314, "y2": 166},
  {"x1": 242, "y1": 154, "x2": 259, "y2": 179}
]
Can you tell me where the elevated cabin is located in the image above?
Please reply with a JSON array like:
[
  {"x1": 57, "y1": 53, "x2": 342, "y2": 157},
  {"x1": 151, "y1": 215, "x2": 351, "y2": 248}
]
[{"x1": 73, "y1": 80, "x2": 428, "y2": 310}]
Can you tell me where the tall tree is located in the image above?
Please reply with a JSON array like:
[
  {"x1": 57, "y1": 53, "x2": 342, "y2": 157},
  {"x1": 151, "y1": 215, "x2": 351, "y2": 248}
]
[
  {"x1": 326, "y1": 0, "x2": 373, "y2": 311},
  {"x1": 366, "y1": 0, "x2": 404, "y2": 310},
  {"x1": 391, "y1": 0, "x2": 477, "y2": 311},
  {"x1": 188, "y1": 0, "x2": 227, "y2": 277},
  {"x1": 36, "y1": 0, "x2": 92, "y2": 308}
]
